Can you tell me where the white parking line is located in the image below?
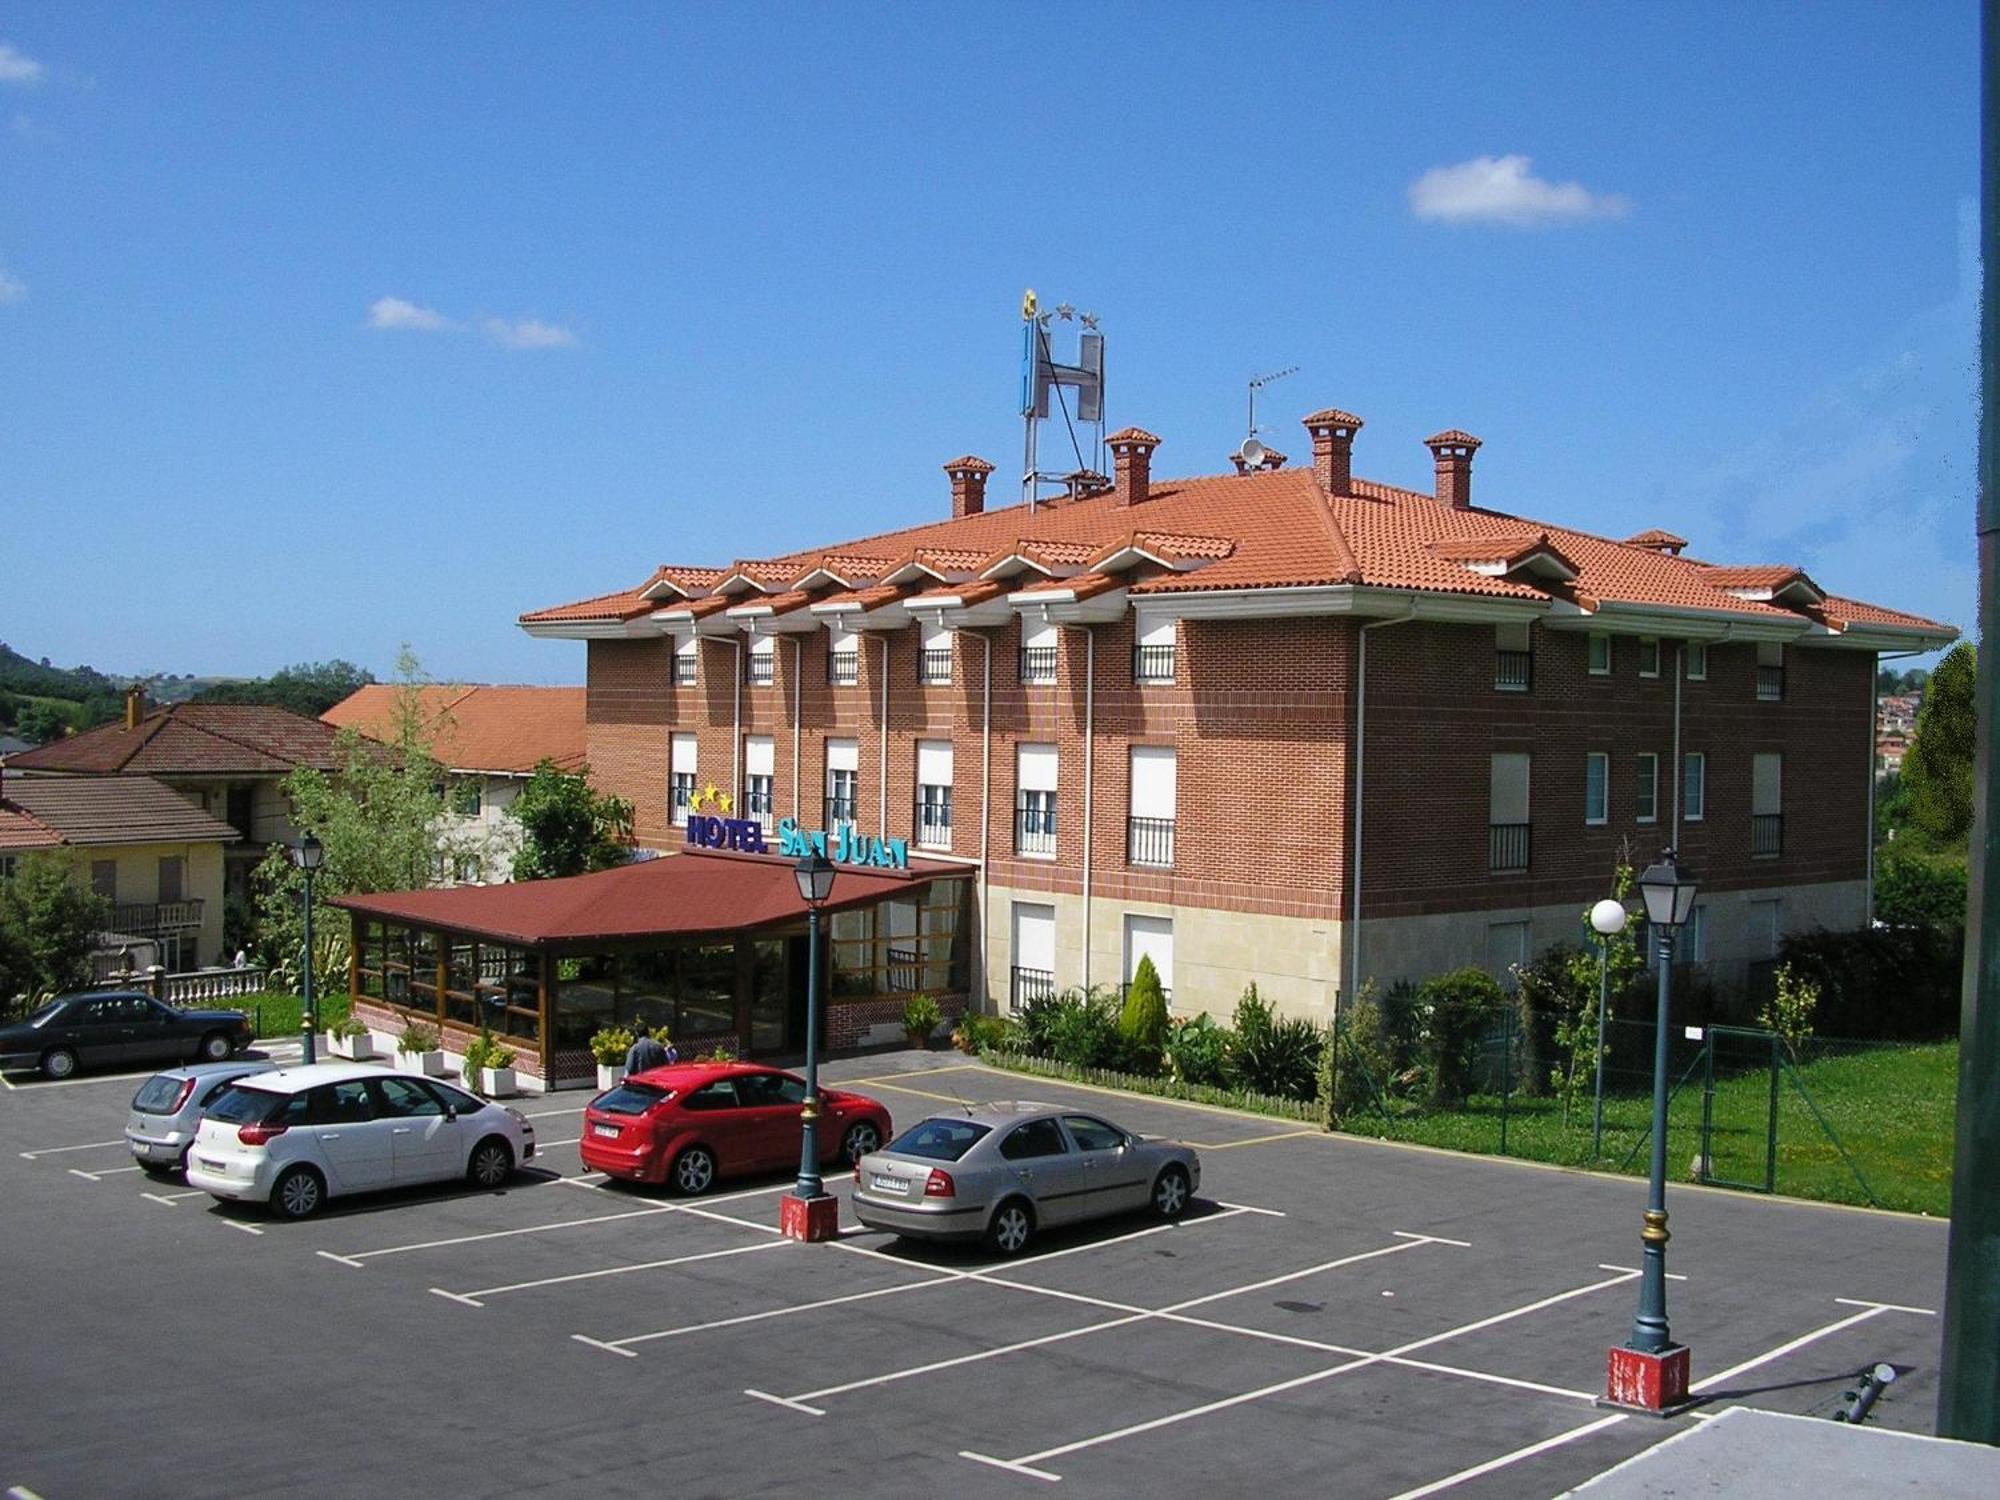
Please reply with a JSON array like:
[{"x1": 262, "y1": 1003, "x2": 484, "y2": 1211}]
[
  {"x1": 20, "y1": 1139, "x2": 127, "y2": 1158},
  {"x1": 142, "y1": 1189, "x2": 208, "y2": 1205},
  {"x1": 222, "y1": 1220, "x2": 263, "y2": 1236},
  {"x1": 1383, "y1": 1413, "x2": 1631, "y2": 1500},
  {"x1": 1690, "y1": 1304, "x2": 1895, "y2": 1393},
  {"x1": 523, "y1": 1105, "x2": 586, "y2": 1120},
  {"x1": 9, "y1": 1484, "x2": 51, "y2": 1500},
  {"x1": 1599, "y1": 1262, "x2": 1687, "y2": 1281},
  {"x1": 433, "y1": 1238, "x2": 791, "y2": 1305},
  {"x1": 583, "y1": 1276, "x2": 962, "y2": 1353},
  {"x1": 1833, "y1": 1296, "x2": 1936, "y2": 1316},
  {"x1": 66, "y1": 1164, "x2": 142, "y2": 1181},
  {"x1": 540, "y1": 1138, "x2": 582, "y2": 1149}
]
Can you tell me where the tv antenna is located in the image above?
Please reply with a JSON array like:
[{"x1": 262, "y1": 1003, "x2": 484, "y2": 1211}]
[{"x1": 1246, "y1": 366, "x2": 1299, "y2": 441}]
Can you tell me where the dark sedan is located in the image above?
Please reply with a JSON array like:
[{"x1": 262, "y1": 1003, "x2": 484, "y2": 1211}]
[{"x1": 0, "y1": 991, "x2": 255, "y2": 1080}]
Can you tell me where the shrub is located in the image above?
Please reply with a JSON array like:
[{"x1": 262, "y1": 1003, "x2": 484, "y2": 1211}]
[
  {"x1": 333, "y1": 1015, "x2": 369, "y2": 1041},
  {"x1": 589, "y1": 1026, "x2": 635, "y2": 1066},
  {"x1": 1232, "y1": 983, "x2": 1275, "y2": 1048},
  {"x1": 1045, "y1": 987, "x2": 1123, "y2": 1069},
  {"x1": 396, "y1": 1021, "x2": 440, "y2": 1055},
  {"x1": 1414, "y1": 967, "x2": 1509, "y2": 1107},
  {"x1": 1230, "y1": 1014, "x2": 1324, "y2": 1101},
  {"x1": 462, "y1": 1027, "x2": 515, "y2": 1077},
  {"x1": 1778, "y1": 924, "x2": 1962, "y2": 1040},
  {"x1": 1875, "y1": 851, "x2": 1967, "y2": 931},
  {"x1": 698, "y1": 1041, "x2": 738, "y2": 1062},
  {"x1": 1163, "y1": 1013, "x2": 1232, "y2": 1087},
  {"x1": 1331, "y1": 988, "x2": 1400, "y2": 1118},
  {"x1": 1758, "y1": 962, "x2": 1820, "y2": 1061},
  {"x1": 953, "y1": 1013, "x2": 1009, "y2": 1053},
  {"x1": 1118, "y1": 956, "x2": 1170, "y2": 1063},
  {"x1": 902, "y1": 993, "x2": 943, "y2": 1038}
]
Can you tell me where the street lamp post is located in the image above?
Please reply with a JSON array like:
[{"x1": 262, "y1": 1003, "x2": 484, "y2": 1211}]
[
  {"x1": 290, "y1": 834, "x2": 324, "y2": 1066},
  {"x1": 1604, "y1": 847, "x2": 1699, "y2": 1414},
  {"x1": 1588, "y1": 896, "x2": 1630, "y2": 1158},
  {"x1": 781, "y1": 849, "x2": 839, "y2": 1242}
]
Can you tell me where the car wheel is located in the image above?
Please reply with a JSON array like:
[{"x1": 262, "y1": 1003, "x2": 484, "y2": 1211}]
[
  {"x1": 1151, "y1": 1165, "x2": 1192, "y2": 1220},
  {"x1": 199, "y1": 1031, "x2": 233, "y2": 1062},
  {"x1": 467, "y1": 1137, "x2": 515, "y2": 1189},
  {"x1": 841, "y1": 1121, "x2": 883, "y2": 1163},
  {"x1": 40, "y1": 1047, "x2": 78, "y2": 1081},
  {"x1": 986, "y1": 1198, "x2": 1035, "y2": 1256},
  {"x1": 671, "y1": 1145, "x2": 717, "y2": 1196},
  {"x1": 271, "y1": 1165, "x2": 325, "y2": 1220}
]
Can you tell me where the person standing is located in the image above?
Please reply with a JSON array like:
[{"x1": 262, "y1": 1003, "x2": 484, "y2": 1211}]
[{"x1": 624, "y1": 1023, "x2": 670, "y2": 1075}]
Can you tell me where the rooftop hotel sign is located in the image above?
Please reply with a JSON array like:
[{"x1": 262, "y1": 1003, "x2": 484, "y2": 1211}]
[{"x1": 680, "y1": 786, "x2": 908, "y2": 870}]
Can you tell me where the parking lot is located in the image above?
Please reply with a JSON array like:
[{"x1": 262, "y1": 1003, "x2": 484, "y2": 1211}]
[{"x1": 0, "y1": 1048, "x2": 1951, "y2": 1499}]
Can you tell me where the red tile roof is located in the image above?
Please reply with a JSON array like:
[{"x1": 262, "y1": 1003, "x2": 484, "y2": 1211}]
[
  {"x1": 4, "y1": 703, "x2": 349, "y2": 776},
  {"x1": 322, "y1": 685, "x2": 586, "y2": 775},
  {"x1": 330, "y1": 848, "x2": 970, "y2": 947},
  {"x1": 520, "y1": 583, "x2": 656, "y2": 625},
  {"x1": 0, "y1": 775, "x2": 241, "y2": 850}
]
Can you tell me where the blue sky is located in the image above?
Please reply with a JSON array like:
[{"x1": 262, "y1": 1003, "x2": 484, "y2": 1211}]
[{"x1": 0, "y1": 3, "x2": 1978, "y2": 685}]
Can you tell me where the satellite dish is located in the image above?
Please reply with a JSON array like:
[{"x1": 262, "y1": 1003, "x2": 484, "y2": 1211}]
[{"x1": 1237, "y1": 437, "x2": 1268, "y2": 468}]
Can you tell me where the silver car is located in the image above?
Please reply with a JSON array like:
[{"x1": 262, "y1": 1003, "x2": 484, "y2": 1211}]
[
  {"x1": 126, "y1": 1060, "x2": 278, "y2": 1175},
  {"x1": 851, "y1": 1101, "x2": 1201, "y2": 1255}
]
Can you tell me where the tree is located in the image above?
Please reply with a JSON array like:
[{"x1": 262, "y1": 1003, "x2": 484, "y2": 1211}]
[
  {"x1": 0, "y1": 852, "x2": 111, "y2": 1009},
  {"x1": 15, "y1": 701, "x2": 73, "y2": 744},
  {"x1": 1903, "y1": 642, "x2": 1977, "y2": 848},
  {"x1": 196, "y1": 659, "x2": 376, "y2": 718},
  {"x1": 507, "y1": 761, "x2": 634, "y2": 880},
  {"x1": 1117, "y1": 954, "x2": 1169, "y2": 1065}
]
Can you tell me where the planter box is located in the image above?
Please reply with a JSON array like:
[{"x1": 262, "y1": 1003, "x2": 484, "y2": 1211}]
[
  {"x1": 478, "y1": 1066, "x2": 518, "y2": 1098},
  {"x1": 327, "y1": 1032, "x2": 375, "y2": 1061},
  {"x1": 597, "y1": 1063, "x2": 627, "y2": 1091},
  {"x1": 398, "y1": 1049, "x2": 445, "y2": 1077}
]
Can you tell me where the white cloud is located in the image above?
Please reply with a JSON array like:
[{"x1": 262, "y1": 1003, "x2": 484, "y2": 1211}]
[
  {"x1": 0, "y1": 266, "x2": 24, "y2": 304},
  {"x1": 1408, "y1": 154, "x2": 1630, "y2": 227},
  {"x1": 368, "y1": 296, "x2": 456, "y2": 332},
  {"x1": 0, "y1": 43, "x2": 44, "y2": 85},
  {"x1": 481, "y1": 316, "x2": 577, "y2": 350}
]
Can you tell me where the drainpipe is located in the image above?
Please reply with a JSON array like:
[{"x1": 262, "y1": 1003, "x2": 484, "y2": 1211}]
[
  {"x1": 1671, "y1": 643, "x2": 1683, "y2": 851},
  {"x1": 1348, "y1": 603, "x2": 1421, "y2": 1013},
  {"x1": 879, "y1": 635, "x2": 891, "y2": 842},
  {"x1": 732, "y1": 637, "x2": 743, "y2": 811},
  {"x1": 790, "y1": 637, "x2": 802, "y2": 819},
  {"x1": 980, "y1": 633, "x2": 994, "y2": 1011},
  {"x1": 1080, "y1": 623, "x2": 1096, "y2": 992}
]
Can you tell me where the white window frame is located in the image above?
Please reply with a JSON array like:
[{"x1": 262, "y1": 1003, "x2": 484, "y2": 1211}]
[
  {"x1": 1584, "y1": 751, "x2": 1609, "y2": 826},
  {"x1": 670, "y1": 732, "x2": 697, "y2": 827},
  {"x1": 744, "y1": 735, "x2": 775, "y2": 829},
  {"x1": 673, "y1": 636, "x2": 698, "y2": 687},
  {"x1": 1684, "y1": 904, "x2": 1708, "y2": 964},
  {"x1": 1635, "y1": 752, "x2": 1659, "y2": 825},
  {"x1": 1638, "y1": 637, "x2": 1661, "y2": 678},
  {"x1": 916, "y1": 739, "x2": 954, "y2": 850},
  {"x1": 1683, "y1": 751, "x2": 1706, "y2": 822},
  {"x1": 1587, "y1": 633, "x2": 1611, "y2": 676},
  {"x1": 1123, "y1": 915, "x2": 1174, "y2": 1001}
]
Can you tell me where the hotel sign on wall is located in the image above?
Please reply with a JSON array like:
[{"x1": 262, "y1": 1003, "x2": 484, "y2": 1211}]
[{"x1": 681, "y1": 786, "x2": 909, "y2": 871}]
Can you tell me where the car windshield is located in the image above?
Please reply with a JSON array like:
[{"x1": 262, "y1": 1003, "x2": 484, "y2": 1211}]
[
  {"x1": 132, "y1": 1075, "x2": 188, "y2": 1112},
  {"x1": 886, "y1": 1118, "x2": 991, "y2": 1162},
  {"x1": 204, "y1": 1084, "x2": 286, "y2": 1126},
  {"x1": 593, "y1": 1082, "x2": 673, "y2": 1116}
]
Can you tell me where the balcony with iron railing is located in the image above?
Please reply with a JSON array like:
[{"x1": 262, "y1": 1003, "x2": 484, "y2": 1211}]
[
  {"x1": 1133, "y1": 644, "x2": 1175, "y2": 685},
  {"x1": 1489, "y1": 822, "x2": 1531, "y2": 874},
  {"x1": 823, "y1": 794, "x2": 857, "y2": 837},
  {"x1": 914, "y1": 796, "x2": 952, "y2": 850},
  {"x1": 745, "y1": 653, "x2": 774, "y2": 687},
  {"x1": 673, "y1": 657, "x2": 697, "y2": 687},
  {"x1": 1127, "y1": 816, "x2": 1175, "y2": 868},
  {"x1": 828, "y1": 650, "x2": 859, "y2": 687},
  {"x1": 919, "y1": 647, "x2": 952, "y2": 686},
  {"x1": 1011, "y1": 966, "x2": 1056, "y2": 1010},
  {"x1": 1751, "y1": 813, "x2": 1784, "y2": 858},
  {"x1": 109, "y1": 900, "x2": 204, "y2": 936},
  {"x1": 1014, "y1": 801, "x2": 1057, "y2": 857},
  {"x1": 1494, "y1": 650, "x2": 1533, "y2": 693},
  {"x1": 1019, "y1": 645, "x2": 1058, "y2": 685},
  {"x1": 1757, "y1": 665, "x2": 1785, "y2": 702}
]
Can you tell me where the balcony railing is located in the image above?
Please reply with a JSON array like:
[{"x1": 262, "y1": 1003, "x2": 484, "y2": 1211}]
[
  {"x1": 1127, "y1": 816, "x2": 1175, "y2": 868},
  {"x1": 919, "y1": 648, "x2": 952, "y2": 685},
  {"x1": 108, "y1": 900, "x2": 204, "y2": 936},
  {"x1": 823, "y1": 795, "x2": 857, "y2": 836},
  {"x1": 1119, "y1": 979, "x2": 1174, "y2": 1007},
  {"x1": 914, "y1": 797, "x2": 952, "y2": 850},
  {"x1": 1751, "y1": 813, "x2": 1784, "y2": 858},
  {"x1": 1494, "y1": 650, "x2": 1533, "y2": 693},
  {"x1": 1489, "y1": 823, "x2": 1531, "y2": 874},
  {"x1": 1019, "y1": 645, "x2": 1058, "y2": 684},
  {"x1": 673, "y1": 658, "x2": 696, "y2": 687},
  {"x1": 1015, "y1": 803, "x2": 1057, "y2": 856},
  {"x1": 1133, "y1": 644, "x2": 1175, "y2": 684},
  {"x1": 1757, "y1": 665, "x2": 1785, "y2": 702},
  {"x1": 745, "y1": 654, "x2": 774, "y2": 686},
  {"x1": 1010, "y1": 966, "x2": 1056, "y2": 1010},
  {"x1": 828, "y1": 650, "x2": 859, "y2": 686}
]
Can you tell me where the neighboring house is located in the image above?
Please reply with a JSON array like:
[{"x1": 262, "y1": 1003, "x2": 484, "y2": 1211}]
[
  {"x1": 1, "y1": 690, "x2": 347, "y2": 904},
  {"x1": 321, "y1": 684, "x2": 587, "y2": 884},
  {"x1": 0, "y1": 770, "x2": 241, "y2": 971},
  {"x1": 0, "y1": 735, "x2": 32, "y2": 758},
  {"x1": 519, "y1": 405, "x2": 1955, "y2": 1016}
]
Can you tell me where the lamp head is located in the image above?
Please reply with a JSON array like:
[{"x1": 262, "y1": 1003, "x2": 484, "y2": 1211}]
[
  {"x1": 1637, "y1": 848, "x2": 1698, "y2": 928},
  {"x1": 1589, "y1": 898, "x2": 1629, "y2": 937},
  {"x1": 293, "y1": 833, "x2": 325, "y2": 873},
  {"x1": 794, "y1": 850, "x2": 835, "y2": 906}
]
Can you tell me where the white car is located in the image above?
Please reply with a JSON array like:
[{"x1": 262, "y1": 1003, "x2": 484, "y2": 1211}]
[{"x1": 186, "y1": 1062, "x2": 536, "y2": 1220}]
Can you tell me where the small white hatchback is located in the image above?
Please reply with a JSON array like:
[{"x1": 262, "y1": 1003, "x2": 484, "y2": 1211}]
[{"x1": 187, "y1": 1062, "x2": 536, "y2": 1219}]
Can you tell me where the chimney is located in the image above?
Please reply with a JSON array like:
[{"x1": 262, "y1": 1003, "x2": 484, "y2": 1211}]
[
  {"x1": 943, "y1": 455, "x2": 995, "y2": 519},
  {"x1": 1425, "y1": 430, "x2": 1483, "y2": 509},
  {"x1": 1108, "y1": 427, "x2": 1161, "y2": 508},
  {"x1": 1302, "y1": 409, "x2": 1364, "y2": 495},
  {"x1": 124, "y1": 685, "x2": 148, "y2": 730}
]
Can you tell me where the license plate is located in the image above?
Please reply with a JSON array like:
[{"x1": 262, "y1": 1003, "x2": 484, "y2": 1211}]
[
  {"x1": 592, "y1": 1123, "x2": 620, "y2": 1139},
  {"x1": 870, "y1": 1174, "x2": 909, "y2": 1195}
]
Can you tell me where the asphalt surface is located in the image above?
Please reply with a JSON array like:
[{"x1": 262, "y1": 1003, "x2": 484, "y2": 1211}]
[{"x1": 0, "y1": 1047, "x2": 1952, "y2": 1499}]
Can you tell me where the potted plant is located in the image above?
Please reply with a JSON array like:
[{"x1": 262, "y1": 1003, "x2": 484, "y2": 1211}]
[
  {"x1": 327, "y1": 1016, "x2": 374, "y2": 1061},
  {"x1": 590, "y1": 1026, "x2": 635, "y2": 1090},
  {"x1": 461, "y1": 1027, "x2": 518, "y2": 1098},
  {"x1": 902, "y1": 993, "x2": 942, "y2": 1050},
  {"x1": 396, "y1": 1021, "x2": 444, "y2": 1076}
]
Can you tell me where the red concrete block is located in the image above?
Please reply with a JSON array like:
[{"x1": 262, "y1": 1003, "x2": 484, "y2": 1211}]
[
  {"x1": 780, "y1": 1191, "x2": 840, "y2": 1242},
  {"x1": 1605, "y1": 1343, "x2": 1693, "y2": 1412}
]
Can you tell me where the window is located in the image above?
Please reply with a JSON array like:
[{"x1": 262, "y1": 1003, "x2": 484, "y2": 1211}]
[
  {"x1": 1010, "y1": 902, "x2": 1055, "y2": 1010},
  {"x1": 999, "y1": 1118, "x2": 1070, "y2": 1160},
  {"x1": 1584, "y1": 752, "x2": 1608, "y2": 825},
  {"x1": 744, "y1": 735, "x2": 775, "y2": 830},
  {"x1": 1587, "y1": 633, "x2": 1611, "y2": 675},
  {"x1": 827, "y1": 628, "x2": 859, "y2": 686},
  {"x1": 1639, "y1": 638, "x2": 1662, "y2": 678},
  {"x1": 919, "y1": 625, "x2": 952, "y2": 686},
  {"x1": 157, "y1": 856, "x2": 184, "y2": 904},
  {"x1": 1020, "y1": 620, "x2": 1058, "y2": 684},
  {"x1": 673, "y1": 636, "x2": 698, "y2": 687},
  {"x1": 1128, "y1": 745, "x2": 1177, "y2": 866},
  {"x1": 1757, "y1": 641, "x2": 1785, "y2": 702},
  {"x1": 1489, "y1": 753, "x2": 1530, "y2": 873},
  {"x1": 915, "y1": 739, "x2": 953, "y2": 850},
  {"x1": 670, "y1": 733, "x2": 697, "y2": 827},
  {"x1": 683, "y1": 1080, "x2": 743, "y2": 1112},
  {"x1": 1753, "y1": 752, "x2": 1783, "y2": 856},
  {"x1": 449, "y1": 781, "x2": 482, "y2": 816},
  {"x1": 1134, "y1": 617, "x2": 1175, "y2": 684},
  {"x1": 373, "y1": 1076, "x2": 445, "y2": 1118},
  {"x1": 1683, "y1": 752, "x2": 1706, "y2": 822},
  {"x1": 1015, "y1": 742, "x2": 1057, "y2": 856},
  {"x1": 1123, "y1": 915, "x2": 1174, "y2": 1005},
  {"x1": 1635, "y1": 752, "x2": 1659, "y2": 824},
  {"x1": 888, "y1": 1118, "x2": 991, "y2": 1161},
  {"x1": 91, "y1": 860, "x2": 117, "y2": 900},
  {"x1": 827, "y1": 888, "x2": 962, "y2": 997},
  {"x1": 746, "y1": 635, "x2": 775, "y2": 686},
  {"x1": 1064, "y1": 1115, "x2": 1126, "y2": 1153},
  {"x1": 825, "y1": 738, "x2": 858, "y2": 834},
  {"x1": 1683, "y1": 904, "x2": 1708, "y2": 964},
  {"x1": 1685, "y1": 642, "x2": 1708, "y2": 681},
  {"x1": 1494, "y1": 622, "x2": 1533, "y2": 692}
]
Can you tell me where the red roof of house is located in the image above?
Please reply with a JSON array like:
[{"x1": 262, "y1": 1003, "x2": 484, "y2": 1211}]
[
  {"x1": 3, "y1": 703, "x2": 349, "y2": 776},
  {"x1": 330, "y1": 848, "x2": 970, "y2": 948},
  {"x1": 0, "y1": 775, "x2": 240, "y2": 851},
  {"x1": 321, "y1": 685, "x2": 587, "y2": 775}
]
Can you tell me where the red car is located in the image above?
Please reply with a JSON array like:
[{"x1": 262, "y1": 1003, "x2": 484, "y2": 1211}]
[{"x1": 578, "y1": 1061, "x2": 892, "y2": 1196}]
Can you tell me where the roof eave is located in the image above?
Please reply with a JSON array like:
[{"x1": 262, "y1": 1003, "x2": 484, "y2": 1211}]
[{"x1": 1130, "y1": 584, "x2": 1548, "y2": 625}]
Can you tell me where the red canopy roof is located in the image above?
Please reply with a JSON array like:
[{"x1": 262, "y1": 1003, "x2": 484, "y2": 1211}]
[{"x1": 329, "y1": 848, "x2": 968, "y2": 948}]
